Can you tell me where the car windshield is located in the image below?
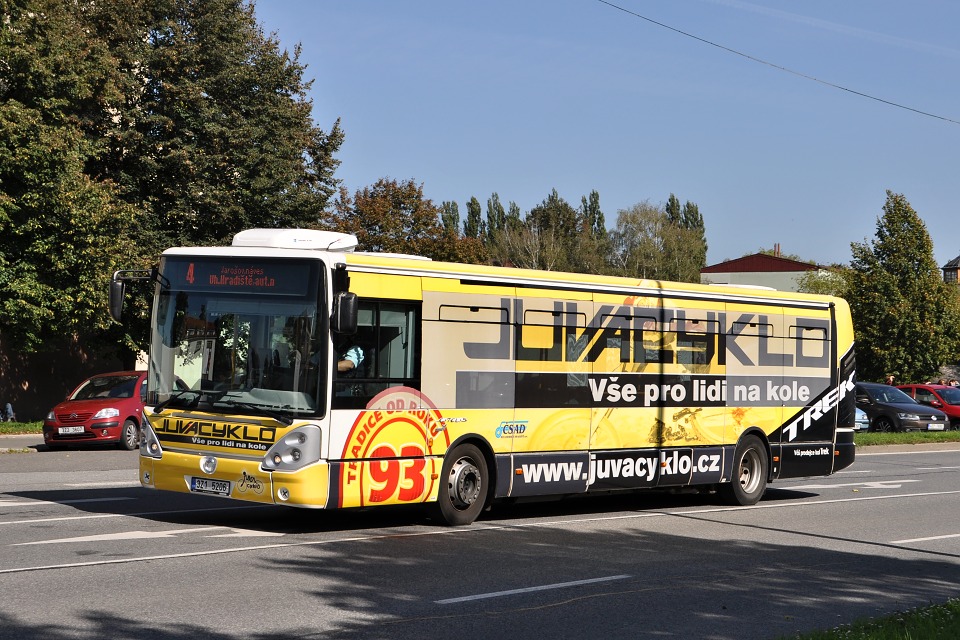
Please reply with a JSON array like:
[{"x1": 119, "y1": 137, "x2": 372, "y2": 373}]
[
  {"x1": 866, "y1": 386, "x2": 916, "y2": 404},
  {"x1": 72, "y1": 375, "x2": 140, "y2": 400},
  {"x1": 937, "y1": 387, "x2": 960, "y2": 404}
]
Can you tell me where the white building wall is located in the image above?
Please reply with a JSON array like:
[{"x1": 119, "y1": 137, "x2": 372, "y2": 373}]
[{"x1": 700, "y1": 270, "x2": 807, "y2": 292}]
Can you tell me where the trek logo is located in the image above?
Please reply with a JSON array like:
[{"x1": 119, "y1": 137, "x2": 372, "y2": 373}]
[
  {"x1": 782, "y1": 372, "x2": 856, "y2": 442},
  {"x1": 154, "y1": 418, "x2": 277, "y2": 444}
]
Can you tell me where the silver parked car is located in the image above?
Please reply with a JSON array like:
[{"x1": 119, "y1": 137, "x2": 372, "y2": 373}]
[{"x1": 854, "y1": 407, "x2": 870, "y2": 431}]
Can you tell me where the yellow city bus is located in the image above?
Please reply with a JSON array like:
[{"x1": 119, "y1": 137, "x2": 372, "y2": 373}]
[{"x1": 110, "y1": 228, "x2": 856, "y2": 525}]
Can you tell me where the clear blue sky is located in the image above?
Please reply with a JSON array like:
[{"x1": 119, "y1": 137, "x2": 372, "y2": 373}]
[{"x1": 254, "y1": 0, "x2": 960, "y2": 268}]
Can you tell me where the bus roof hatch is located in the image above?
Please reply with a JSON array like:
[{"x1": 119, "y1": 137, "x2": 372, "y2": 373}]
[{"x1": 232, "y1": 229, "x2": 358, "y2": 252}]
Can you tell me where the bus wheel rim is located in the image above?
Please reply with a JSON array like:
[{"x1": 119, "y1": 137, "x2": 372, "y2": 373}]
[
  {"x1": 738, "y1": 449, "x2": 761, "y2": 494},
  {"x1": 448, "y1": 457, "x2": 481, "y2": 510}
]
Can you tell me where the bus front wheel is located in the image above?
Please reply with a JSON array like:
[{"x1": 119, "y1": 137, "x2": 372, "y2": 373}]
[
  {"x1": 719, "y1": 436, "x2": 767, "y2": 506},
  {"x1": 435, "y1": 443, "x2": 488, "y2": 526}
]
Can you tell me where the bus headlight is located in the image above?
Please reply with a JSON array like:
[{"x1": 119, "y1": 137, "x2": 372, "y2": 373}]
[
  {"x1": 262, "y1": 425, "x2": 321, "y2": 472},
  {"x1": 140, "y1": 413, "x2": 163, "y2": 459}
]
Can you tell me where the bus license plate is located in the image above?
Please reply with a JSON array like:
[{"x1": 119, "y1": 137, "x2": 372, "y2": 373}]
[
  {"x1": 58, "y1": 426, "x2": 84, "y2": 434},
  {"x1": 190, "y1": 477, "x2": 231, "y2": 496}
]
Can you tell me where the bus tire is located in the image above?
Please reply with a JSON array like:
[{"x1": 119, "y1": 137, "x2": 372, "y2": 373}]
[
  {"x1": 119, "y1": 420, "x2": 139, "y2": 451},
  {"x1": 719, "y1": 435, "x2": 767, "y2": 506},
  {"x1": 435, "y1": 443, "x2": 488, "y2": 526}
]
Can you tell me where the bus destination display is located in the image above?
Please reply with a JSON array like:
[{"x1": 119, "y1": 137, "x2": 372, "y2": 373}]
[{"x1": 163, "y1": 258, "x2": 316, "y2": 296}]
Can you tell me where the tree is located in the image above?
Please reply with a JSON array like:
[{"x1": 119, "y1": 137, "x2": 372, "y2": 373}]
[
  {"x1": 611, "y1": 199, "x2": 707, "y2": 283},
  {"x1": 440, "y1": 200, "x2": 459, "y2": 232},
  {"x1": 660, "y1": 194, "x2": 707, "y2": 283},
  {"x1": 610, "y1": 201, "x2": 667, "y2": 279},
  {"x1": 795, "y1": 267, "x2": 850, "y2": 298},
  {"x1": 574, "y1": 190, "x2": 611, "y2": 275},
  {"x1": 485, "y1": 192, "x2": 506, "y2": 239},
  {"x1": 329, "y1": 178, "x2": 487, "y2": 264},
  {"x1": 97, "y1": 0, "x2": 344, "y2": 256},
  {"x1": 847, "y1": 191, "x2": 960, "y2": 383},
  {"x1": 527, "y1": 188, "x2": 579, "y2": 270},
  {"x1": 0, "y1": 1, "x2": 138, "y2": 353},
  {"x1": 1, "y1": 0, "x2": 345, "y2": 359},
  {"x1": 463, "y1": 196, "x2": 483, "y2": 239}
]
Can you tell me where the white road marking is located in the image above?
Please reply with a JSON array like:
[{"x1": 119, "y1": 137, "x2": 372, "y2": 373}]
[
  {"x1": 209, "y1": 528, "x2": 285, "y2": 538},
  {"x1": 785, "y1": 480, "x2": 919, "y2": 490},
  {"x1": 13, "y1": 527, "x2": 226, "y2": 545},
  {"x1": 0, "y1": 497, "x2": 134, "y2": 507},
  {"x1": 13, "y1": 526, "x2": 286, "y2": 545},
  {"x1": 435, "y1": 575, "x2": 632, "y2": 604},
  {"x1": 892, "y1": 533, "x2": 960, "y2": 544},
  {"x1": 857, "y1": 449, "x2": 960, "y2": 457},
  {"x1": 0, "y1": 504, "x2": 255, "y2": 527},
  {"x1": 65, "y1": 481, "x2": 141, "y2": 488}
]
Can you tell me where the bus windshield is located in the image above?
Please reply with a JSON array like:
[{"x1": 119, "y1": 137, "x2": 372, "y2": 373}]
[{"x1": 147, "y1": 256, "x2": 327, "y2": 418}]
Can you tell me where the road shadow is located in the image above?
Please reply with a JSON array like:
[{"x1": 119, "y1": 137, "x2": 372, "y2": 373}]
[{"x1": 1, "y1": 513, "x2": 959, "y2": 640}]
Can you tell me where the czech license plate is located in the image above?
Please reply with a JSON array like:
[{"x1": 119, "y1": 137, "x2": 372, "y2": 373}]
[
  {"x1": 928, "y1": 423, "x2": 945, "y2": 431},
  {"x1": 190, "y1": 477, "x2": 231, "y2": 496},
  {"x1": 58, "y1": 426, "x2": 84, "y2": 434}
]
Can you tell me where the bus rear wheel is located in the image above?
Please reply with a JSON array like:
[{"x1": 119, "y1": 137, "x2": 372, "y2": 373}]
[
  {"x1": 719, "y1": 436, "x2": 767, "y2": 506},
  {"x1": 435, "y1": 443, "x2": 488, "y2": 526}
]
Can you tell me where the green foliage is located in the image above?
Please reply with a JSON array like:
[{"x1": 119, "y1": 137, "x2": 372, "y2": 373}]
[
  {"x1": 784, "y1": 597, "x2": 960, "y2": 640},
  {"x1": 463, "y1": 196, "x2": 483, "y2": 239},
  {"x1": 848, "y1": 191, "x2": 960, "y2": 383},
  {"x1": 485, "y1": 192, "x2": 506, "y2": 237},
  {"x1": 99, "y1": 0, "x2": 344, "y2": 254},
  {"x1": 0, "y1": 2, "x2": 138, "y2": 353},
  {"x1": 610, "y1": 197, "x2": 707, "y2": 283},
  {"x1": 0, "y1": 0, "x2": 344, "y2": 357},
  {"x1": 795, "y1": 267, "x2": 850, "y2": 298},
  {"x1": 329, "y1": 178, "x2": 487, "y2": 264},
  {"x1": 440, "y1": 200, "x2": 459, "y2": 232}
]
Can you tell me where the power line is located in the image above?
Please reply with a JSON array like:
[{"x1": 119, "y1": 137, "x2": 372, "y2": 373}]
[{"x1": 596, "y1": 0, "x2": 960, "y2": 126}]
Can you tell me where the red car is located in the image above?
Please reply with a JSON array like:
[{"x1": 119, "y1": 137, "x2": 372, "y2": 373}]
[
  {"x1": 43, "y1": 371, "x2": 149, "y2": 450},
  {"x1": 897, "y1": 384, "x2": 960, "y2": 430}
]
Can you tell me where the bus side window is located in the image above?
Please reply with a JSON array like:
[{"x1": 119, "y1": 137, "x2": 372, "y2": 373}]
[{"x1": 332, "y1": 300, "x2": 421, "y2": 409}]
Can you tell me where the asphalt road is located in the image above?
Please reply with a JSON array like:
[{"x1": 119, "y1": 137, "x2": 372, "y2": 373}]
[{"x1": 1, "y1": 436, "x2": 959, "y2": 640}]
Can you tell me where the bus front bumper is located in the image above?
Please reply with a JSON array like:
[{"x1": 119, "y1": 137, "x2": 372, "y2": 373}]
[{"x1": 139, "y1": 451, "x2": 332, "y2": 507}]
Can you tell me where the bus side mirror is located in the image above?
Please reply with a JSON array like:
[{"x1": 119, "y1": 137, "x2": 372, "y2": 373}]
[
  {"x1": 332, "y1": 292, "x2": 358, "y2": 335},
  {"x1": 109, "y1": 279, "x2": 126, "y2": 322}
]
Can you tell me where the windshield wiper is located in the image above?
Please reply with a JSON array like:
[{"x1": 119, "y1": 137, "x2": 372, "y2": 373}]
[
  {"x1": 212, "y1": 400, "x2": 294, "y2": 426},
  {"x1": 152, "y1": 390, "x2": 202, "y2": 414}
]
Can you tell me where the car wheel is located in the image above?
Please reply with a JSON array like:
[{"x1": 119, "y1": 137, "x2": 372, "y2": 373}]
[
  {"x1": 719, "y1": 435, "x2": 768, "y2": 506},
  {"x1": 873, "y1": 416, "x2": 895, "y2": 433},
  {"x1": 433, "y1": 443, "x2": 489, "y2": 526},
  {"x1": 119, "y1": 419, "x2": 139, "y2": 450}
]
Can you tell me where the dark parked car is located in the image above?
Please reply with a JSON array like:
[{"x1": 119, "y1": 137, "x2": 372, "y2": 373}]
[
  {"x1": 43, "y1": 371, "x2": 150, "y2": 450},
  {"x1": 897, "y1": 384, "x2": 960, "y2": 430},
  {"x1": 855, "y1": 381, "x2": 948, "y2": 433}
]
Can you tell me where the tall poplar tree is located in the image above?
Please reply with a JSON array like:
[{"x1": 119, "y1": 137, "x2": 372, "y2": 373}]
[
  {"x1": 463, "y1": 196, "x2": 483, "y2": 239},
  {"x1": 848, "y1": 191, "x2": 960, "y2": 382}
]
